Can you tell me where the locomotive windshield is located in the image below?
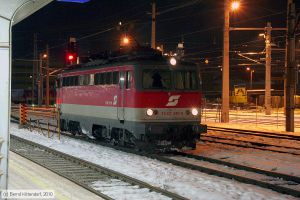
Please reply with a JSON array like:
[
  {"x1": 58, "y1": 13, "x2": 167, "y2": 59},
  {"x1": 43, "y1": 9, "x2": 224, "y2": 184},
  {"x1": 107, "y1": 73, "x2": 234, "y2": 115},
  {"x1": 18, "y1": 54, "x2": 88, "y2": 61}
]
[
  {"x1": 143, "y1": 69, "x2": 171, "y2": 89},
  {"x1": 142, "y1": 69, "x2": 198, "y2": 90},
  {"x1": 174, "y1": 71, "x2": 197, "y2": 90}
]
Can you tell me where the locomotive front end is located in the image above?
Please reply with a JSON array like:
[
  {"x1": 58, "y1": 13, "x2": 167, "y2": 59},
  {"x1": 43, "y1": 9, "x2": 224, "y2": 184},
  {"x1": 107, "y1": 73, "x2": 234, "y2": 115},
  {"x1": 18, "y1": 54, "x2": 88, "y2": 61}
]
[{"x1": 133, "y1": 59, "x2": 207, "y2": 150}]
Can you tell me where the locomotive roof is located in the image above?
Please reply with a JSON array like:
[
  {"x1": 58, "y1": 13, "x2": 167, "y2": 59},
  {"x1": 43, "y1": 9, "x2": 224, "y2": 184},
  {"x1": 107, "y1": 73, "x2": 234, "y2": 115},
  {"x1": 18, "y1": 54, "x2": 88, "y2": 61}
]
[{"x1": 61, "y1": 47, "x2": 197, "y2": 74}]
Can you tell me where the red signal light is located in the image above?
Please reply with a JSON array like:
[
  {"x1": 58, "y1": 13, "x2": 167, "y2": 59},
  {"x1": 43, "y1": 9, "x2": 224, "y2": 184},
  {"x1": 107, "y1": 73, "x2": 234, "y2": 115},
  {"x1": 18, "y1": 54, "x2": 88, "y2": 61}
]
[{"x1": 67, "y1": 54, "x2": 74, "y2": 61}]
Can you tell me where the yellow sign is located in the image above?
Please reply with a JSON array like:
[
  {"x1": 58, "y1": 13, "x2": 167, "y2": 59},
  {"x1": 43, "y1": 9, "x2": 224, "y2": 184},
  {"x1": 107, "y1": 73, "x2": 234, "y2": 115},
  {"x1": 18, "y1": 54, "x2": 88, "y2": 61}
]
[
  {"x1": 234, "y1": 87, "x2": 246, "y2": 96},
  {"x1": 231, "y1": 87, "x2": 247, "y2": 104}
]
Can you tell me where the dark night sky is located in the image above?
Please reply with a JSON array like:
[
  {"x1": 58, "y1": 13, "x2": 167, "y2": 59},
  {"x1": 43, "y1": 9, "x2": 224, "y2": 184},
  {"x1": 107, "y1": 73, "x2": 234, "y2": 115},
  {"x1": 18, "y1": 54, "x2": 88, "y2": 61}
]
[{"x1": 12, "y1": 0, "x2": 297, "y2": 66}]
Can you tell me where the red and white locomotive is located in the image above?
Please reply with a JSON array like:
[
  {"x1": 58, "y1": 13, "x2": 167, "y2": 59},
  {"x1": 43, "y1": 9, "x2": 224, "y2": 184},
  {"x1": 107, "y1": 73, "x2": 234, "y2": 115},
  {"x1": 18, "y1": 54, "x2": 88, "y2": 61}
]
[{"x1": 56, "y1": 47, "x2": 207, "y2": 150}]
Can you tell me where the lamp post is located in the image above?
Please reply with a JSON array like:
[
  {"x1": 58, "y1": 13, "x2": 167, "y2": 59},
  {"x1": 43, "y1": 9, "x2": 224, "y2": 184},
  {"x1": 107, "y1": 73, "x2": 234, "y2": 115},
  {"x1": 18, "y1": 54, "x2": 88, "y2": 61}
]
[
  {"x1": 222, "y1": 0, "x2": 240, "y2": 123},
  {"x1": 38, "y1": 53, "x2": 47, "y2": 106},
  {"x1": 286, "y1": 0, "x2": 296, "y2": 132},
  {"x1": 45, "y1": 45, "x2": 50, "y2": 107},
  {"x1": 247, "y1": 67, "x2": 254, "y2": 89},
  {"x1": 265, "y1": 22, "x2": 272, "y2": 115},
  {"x1": 151, "y1": 0, "x2": 156, "y2": 49}
]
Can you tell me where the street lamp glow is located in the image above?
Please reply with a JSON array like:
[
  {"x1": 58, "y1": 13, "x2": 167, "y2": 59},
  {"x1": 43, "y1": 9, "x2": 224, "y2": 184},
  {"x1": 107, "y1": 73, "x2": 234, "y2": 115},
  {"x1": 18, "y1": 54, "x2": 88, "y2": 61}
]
[
  {"x1": 123, "y1": 37, "x2": 129, "y2": 44},
  {"x1": 170, "y1": 57, "x2": 177, "y2": 66},
  {"x1": 231, "y1": 1, "x2": 240, "y2": 11},
  {"x1": 246, "y1": 67, "x2": 250, "y2": 71}
]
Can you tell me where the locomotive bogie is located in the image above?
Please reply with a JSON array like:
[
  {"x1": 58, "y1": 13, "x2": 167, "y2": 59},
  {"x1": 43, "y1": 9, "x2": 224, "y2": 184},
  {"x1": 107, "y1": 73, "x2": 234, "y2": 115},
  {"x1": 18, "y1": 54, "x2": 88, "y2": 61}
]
[{"x1": 60, "y1": 110, "x2": 203, "y2": 149}]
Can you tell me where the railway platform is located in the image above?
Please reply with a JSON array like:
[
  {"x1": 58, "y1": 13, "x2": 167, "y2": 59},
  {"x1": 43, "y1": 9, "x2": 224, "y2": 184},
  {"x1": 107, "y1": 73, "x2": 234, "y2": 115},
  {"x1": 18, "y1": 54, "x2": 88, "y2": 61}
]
[{"x1": 8, "y1": 151, "x2": 104, "y2": 200}]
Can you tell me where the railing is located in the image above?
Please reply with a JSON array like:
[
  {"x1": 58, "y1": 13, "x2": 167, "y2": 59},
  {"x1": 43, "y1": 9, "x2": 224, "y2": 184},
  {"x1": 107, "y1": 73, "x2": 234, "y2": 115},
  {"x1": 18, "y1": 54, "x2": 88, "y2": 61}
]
[
  {"x1": 201, "y1": 104, "x2": 300, "y2": 129},
  {"x1": 15, "y1": 104, "x2": 61, "y2": 139}
]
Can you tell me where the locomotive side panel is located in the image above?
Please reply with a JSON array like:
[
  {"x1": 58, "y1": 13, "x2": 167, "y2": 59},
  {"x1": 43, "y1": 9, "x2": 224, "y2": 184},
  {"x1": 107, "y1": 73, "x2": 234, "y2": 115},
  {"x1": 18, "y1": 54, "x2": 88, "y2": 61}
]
[{"x1": 57, "y1": 66, "x2": 135, "y2": 137}]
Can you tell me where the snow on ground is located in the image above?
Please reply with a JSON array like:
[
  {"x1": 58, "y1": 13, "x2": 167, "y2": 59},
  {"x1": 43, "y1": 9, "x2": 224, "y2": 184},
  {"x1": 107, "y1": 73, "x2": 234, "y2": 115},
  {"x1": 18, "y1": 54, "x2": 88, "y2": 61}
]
[
  {"x1": 91, "y1": 180, "x2": 171, "y2": 200},
  {"x1": 189, "y1": 142, "x2": 300, "y2": 177},
  {"x1": 10, "y1": 123, "x2": 297, "y2": 200},
  {"x1": 194, "y1": 121, "x2": 300, "y2": 177}
]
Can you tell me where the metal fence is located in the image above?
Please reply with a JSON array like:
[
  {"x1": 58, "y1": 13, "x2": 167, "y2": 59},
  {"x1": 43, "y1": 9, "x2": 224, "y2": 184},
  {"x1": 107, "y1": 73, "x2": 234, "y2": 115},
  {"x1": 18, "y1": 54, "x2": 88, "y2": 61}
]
[
  {"x1": 201, "y1": 103, "x2": 300, "y2": 129},
  {"x1": 11, "y1": 104, "x2": 61, "y2": 139}
]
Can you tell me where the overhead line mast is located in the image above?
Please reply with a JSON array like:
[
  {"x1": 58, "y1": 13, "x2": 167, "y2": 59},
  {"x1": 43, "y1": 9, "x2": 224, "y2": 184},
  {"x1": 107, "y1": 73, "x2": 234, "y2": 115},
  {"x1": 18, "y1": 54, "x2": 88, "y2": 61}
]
[
  {"x1": 285, "y1": 0, "x2": 297, "y2": 132},
  {"x1": 151, "y1": 0, "x2": 156, "y2": 49}
]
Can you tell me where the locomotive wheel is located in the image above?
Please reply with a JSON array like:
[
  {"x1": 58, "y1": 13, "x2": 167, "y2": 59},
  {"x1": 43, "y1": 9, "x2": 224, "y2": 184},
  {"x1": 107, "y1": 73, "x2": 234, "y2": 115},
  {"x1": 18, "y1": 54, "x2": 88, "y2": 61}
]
[
  {"x1": 92, "y1": 125, "x2": 110, "y2": 141},
  {"x1": 110, "y1": 138, "x2": 118, "y2": 146},
  {"x1": 68, "y1": 121, "x2": 81, "y2": 136},
  {"x1": 92, "y1": 127, "x2": 102, "y2": 139}
]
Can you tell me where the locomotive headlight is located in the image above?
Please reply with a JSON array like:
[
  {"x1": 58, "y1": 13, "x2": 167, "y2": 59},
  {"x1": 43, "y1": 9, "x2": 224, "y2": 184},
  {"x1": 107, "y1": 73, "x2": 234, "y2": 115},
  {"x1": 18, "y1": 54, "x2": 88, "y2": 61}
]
[
  {"x1": 146, "y1": 109, "x2": 154, "y2": 116},
  {"x1": 191, "y1": 108, "x2": 199, "y2": 116}
]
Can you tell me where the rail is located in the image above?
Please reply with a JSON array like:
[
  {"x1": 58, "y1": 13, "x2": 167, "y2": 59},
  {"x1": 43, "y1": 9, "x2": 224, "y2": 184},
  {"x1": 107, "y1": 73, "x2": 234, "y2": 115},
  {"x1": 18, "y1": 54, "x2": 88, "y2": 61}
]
[{"x1": 204, "y1": 126, "x2": 300, "y2": 155}]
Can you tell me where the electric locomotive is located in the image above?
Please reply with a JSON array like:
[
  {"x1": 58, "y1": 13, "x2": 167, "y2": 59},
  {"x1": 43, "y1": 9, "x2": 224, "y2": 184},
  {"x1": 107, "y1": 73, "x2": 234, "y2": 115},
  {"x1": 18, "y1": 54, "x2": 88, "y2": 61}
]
[{"x1": 56, "y1": 47, "x2": 207, "y2": 150}]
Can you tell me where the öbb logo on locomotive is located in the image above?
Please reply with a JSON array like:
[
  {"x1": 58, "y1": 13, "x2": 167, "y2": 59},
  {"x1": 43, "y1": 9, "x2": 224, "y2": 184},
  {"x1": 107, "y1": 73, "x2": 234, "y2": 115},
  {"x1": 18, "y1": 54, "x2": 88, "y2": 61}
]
[{"x1": 166, "y1": 95, "x2": 181, "y2": 107}]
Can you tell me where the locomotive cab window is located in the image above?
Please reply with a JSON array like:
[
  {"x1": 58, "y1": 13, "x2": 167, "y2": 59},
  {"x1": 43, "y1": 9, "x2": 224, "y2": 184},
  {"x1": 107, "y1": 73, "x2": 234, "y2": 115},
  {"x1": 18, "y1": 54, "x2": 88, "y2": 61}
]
[
  {"x1": 72, "y1": 76, "x2": 79, "y2": 86},
  {"x1": 62, "y1": 77, "x2": 68, "y2": 86},
  {"x1": 95, "y1": 73, "x2": 104, "y2": 85},
  {"x1": 174, "y1": 71, "x2": 198, "y2": 90},
  {"x1": 79, "y1": 74, "x2": 90, "y2": 86},
  {"x1": 112, "y1": 71, "x2": 119, "y2": 84},
  {"x1": 126, "y1": 71, "x2": 133, "y2": 89},
  {"x1": 143, "y1": 69, "x2": 171, "y2": 89},
  {"x1": 105, "y1": 72, "x2": 112, "y2": 85},
  {"x1": 94, "y1": 73, "x2": 106, "y2": 85},
  {"x1": 119, "y1": 71, "x2": 125, "y2": 89},
  {"x1": 63, "y1": 76, "x2": 78, "y2": 87}
]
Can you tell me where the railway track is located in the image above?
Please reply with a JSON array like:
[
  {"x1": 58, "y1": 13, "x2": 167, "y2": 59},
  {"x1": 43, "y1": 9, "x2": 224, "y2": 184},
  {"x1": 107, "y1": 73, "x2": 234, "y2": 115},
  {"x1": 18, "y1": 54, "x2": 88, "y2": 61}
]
[
  {"x1": 28, "y1": 130, "x2": 300, "y2": 198},
  {"x1": 10, "y1": 135, "x2": 186, "y2": 200},
  {"x1": 205, "y1": 126, "x2": 300, "y2": 155},
  {"x1": 201, "y1": 135, "x2": 300, "y2": 156},
  {"x1": 208, "y1": 126, "x2": 300, "y2": 141},
  {"x1": 153, "y1": 153, "x2": 300, "y2": 198},
  {"x1": 10, "y1": 119, "x2": 300, "y2": 197}
]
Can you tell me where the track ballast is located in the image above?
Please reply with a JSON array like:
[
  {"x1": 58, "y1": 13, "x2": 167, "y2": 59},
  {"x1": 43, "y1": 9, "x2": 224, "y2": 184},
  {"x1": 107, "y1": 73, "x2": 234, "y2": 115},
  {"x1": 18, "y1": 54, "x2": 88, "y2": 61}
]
[{"x1": 10, "y1": 135, "x2": 187, "y2": 200}]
